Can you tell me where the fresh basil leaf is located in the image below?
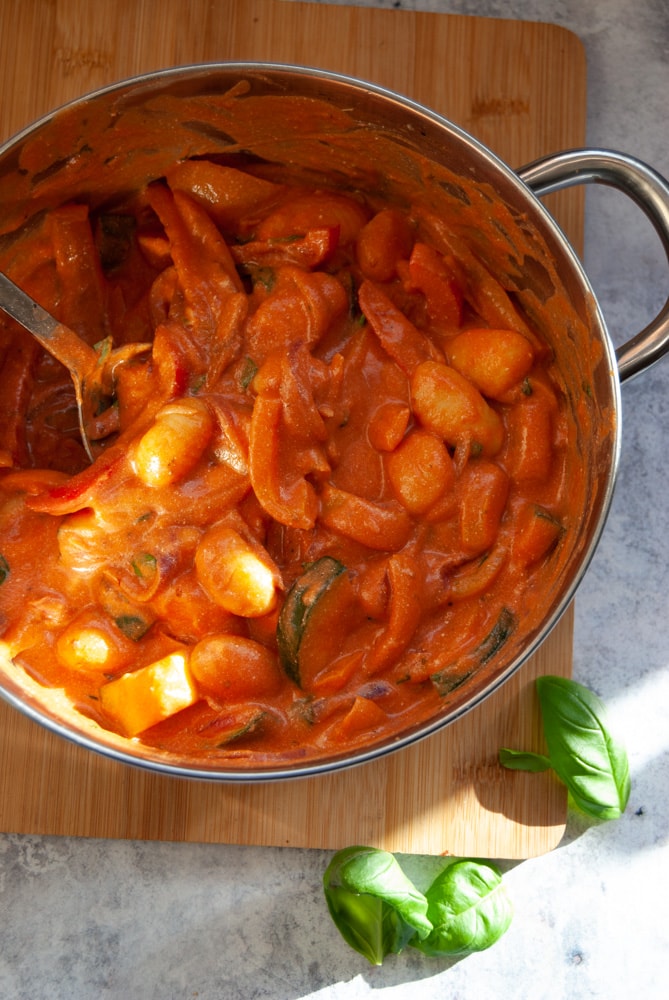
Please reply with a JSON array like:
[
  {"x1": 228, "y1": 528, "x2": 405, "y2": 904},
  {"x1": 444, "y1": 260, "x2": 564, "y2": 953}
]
[
  {"x1": 131, "y1": 552, "x2": 157, "y2": 579},
  {"x1": 323, "y1": 846, "x2": 432, "y2": 965},
  {"x1": 536, "y1": 675, "x2": 630, "y2": 820},
  {"x1": 498, "y1": 747, "x2": 552, "y2": 772},
  {"x1": 412, "y1": 860, "x2": 513, "y2": 956},
  {"x1": 239, "y1": 355, "x2": 259, "y2": 390},
  {"x1": 0, "y1": 554, "x2": 9, "y2": 585}
]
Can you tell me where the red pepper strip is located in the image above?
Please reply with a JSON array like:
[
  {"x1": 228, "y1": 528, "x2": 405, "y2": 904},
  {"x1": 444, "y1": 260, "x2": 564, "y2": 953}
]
[
  {"x1": 358, "y1": 279, "x2": 443, "y2": 375},
  {"x1": 26, "y1": 446, "x2": 125, "y2": 515},
  {"x1": 230, "y1": 226, "x2": 340, "y2": 270}
]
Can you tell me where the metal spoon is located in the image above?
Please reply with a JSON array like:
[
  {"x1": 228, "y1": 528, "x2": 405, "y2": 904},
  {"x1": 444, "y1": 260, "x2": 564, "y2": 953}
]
[{"x1": 0, "y1": 270, "x2": 149, "y2": 461}]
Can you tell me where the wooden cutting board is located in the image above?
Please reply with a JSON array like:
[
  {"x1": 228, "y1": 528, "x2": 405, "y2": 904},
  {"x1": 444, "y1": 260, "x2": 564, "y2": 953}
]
[{"x1": 0, "y1": 0, "x2": 586, "y2": 858}]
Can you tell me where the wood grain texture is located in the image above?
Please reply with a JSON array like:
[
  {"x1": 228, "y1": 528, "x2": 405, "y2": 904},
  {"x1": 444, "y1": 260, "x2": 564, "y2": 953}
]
[{"x1": 0, "y1": 0, "x2": 586, "y2": 857}]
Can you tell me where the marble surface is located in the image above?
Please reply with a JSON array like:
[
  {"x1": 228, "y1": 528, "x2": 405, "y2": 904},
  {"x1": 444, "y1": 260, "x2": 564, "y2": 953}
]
[{"x1": 2, "y1": 1, "x2": 669, "y2": 997}]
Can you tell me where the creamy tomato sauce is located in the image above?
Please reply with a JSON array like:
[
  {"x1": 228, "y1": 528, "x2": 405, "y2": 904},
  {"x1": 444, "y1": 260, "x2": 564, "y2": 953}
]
[{"x1": 0, "y1": 93, "x2": 592, "y2": 765}]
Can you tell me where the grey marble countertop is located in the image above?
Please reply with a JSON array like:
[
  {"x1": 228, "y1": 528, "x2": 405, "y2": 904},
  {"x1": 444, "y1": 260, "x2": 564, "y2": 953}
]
[{"x1": 2, "y1": 1, "x2": 669, "y2": 998}]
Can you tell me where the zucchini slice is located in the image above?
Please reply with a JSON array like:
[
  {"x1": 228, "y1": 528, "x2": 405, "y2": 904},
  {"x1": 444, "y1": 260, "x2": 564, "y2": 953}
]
[
  {"x1": 477, "y1": 607, "x2": 516, "y2": 665},
  {"x1": 277, "y1": 556, "x2": 351, "y2": 687},
  {"x1": 431, "y1": 607, "x2": 517, "y2": 696}
]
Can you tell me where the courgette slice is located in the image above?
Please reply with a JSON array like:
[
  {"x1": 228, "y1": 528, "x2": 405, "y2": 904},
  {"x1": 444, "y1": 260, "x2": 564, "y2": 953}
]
[
  {"x1": 277, "y1": 556, "x2": 349, "y2": 687},
  {"x1": 431, "y1": 668, "x2": 476, "y2": 698},
  {"x1": 477, "y1": 607, "x2": 516, "y2": 665},
  {"x1": 215, "y1": 708, "x2": 266, "y2": 747},
  {"x1": 431, "y1": 607, "x2": 517, "y2": 696}
]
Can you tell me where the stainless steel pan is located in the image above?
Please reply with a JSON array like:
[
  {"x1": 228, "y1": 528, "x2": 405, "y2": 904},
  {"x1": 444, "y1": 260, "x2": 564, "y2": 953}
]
[{"x1": 1, "y1": 65, "x2": 668, "y2": 780}]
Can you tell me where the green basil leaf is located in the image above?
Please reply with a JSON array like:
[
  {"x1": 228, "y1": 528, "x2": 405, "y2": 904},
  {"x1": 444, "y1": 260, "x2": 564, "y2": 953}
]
[
  {"x1": 412, "y1": 860, "x2": 513, "y2": 956},
  {"x1": 131, "y1": 552, "x2": 157, "y2": 579},
  {"x1": 323, "y1": 846, "x2": 432, "y2": 965},
  {"x1": 239, "y1": 355, "x2": 259, "y2": 390},
  {"x1": 114, "y1": 614, "x2": 153, "y2": 641},
  {"x1": 498, "y1": 747, "x2": 552, "y2": 772},
  {"x1": 0, "y1": 554, "x2": 9, "y2": 585},
  {"x1": 536, "y1": 675, "x2": 631, "y2": 820}
]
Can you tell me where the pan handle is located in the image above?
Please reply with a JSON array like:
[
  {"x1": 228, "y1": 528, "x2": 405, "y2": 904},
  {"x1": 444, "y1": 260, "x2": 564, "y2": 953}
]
[{"x1": 517, "y1": 149, "x2": 669, "y2": 384}]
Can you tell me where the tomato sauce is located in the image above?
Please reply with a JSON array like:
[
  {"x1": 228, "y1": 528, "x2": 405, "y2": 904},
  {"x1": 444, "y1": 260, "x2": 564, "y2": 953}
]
[{"x1": 0, "y1": 88, "x2": 596, "y2": 766}]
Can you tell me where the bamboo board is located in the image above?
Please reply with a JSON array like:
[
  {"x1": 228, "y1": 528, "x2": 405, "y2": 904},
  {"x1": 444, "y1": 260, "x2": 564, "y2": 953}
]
[{"x1": 0, "y1": 0, "x2": 587, "y2": 857}]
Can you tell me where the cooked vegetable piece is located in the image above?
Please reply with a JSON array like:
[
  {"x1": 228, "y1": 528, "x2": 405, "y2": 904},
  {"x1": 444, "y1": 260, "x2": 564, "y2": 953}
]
[
  {"x1": 365, "y1": 551, "x2": 422, "y2": 675},
  {"x1": 333, "y1": 696, "x2": 388, "y2": 741},
  {"x1": 319, "y1": 484, "x2": 413, "y2": 551},
  {"x1": 244, "y1": 265, "x2": 348, "y2": 362},
  {"x1": 358, "y1": 280, "x2": 440, "y2": 374},
  {"x1": 190, "y1": 633, "x2": 282, "y2": 700},
  {"x1": 356, "y1": 208, "x2": 414, "y2": 282},
  {"x1": 276, "y1": 556, "x2": 350, "y2": 687},
  {"x1": 47, "y1": 204, "x2": 109, "y2": 343},
  {"x1": 458, "y1": 460, "x2": 509, "y2": 554},
  {"x1": 95, "y1": 574, "x2": 157, "y2": 641},
  {"x1": 255, "y1": 191, "x2": 369, "y2": 245},
  {"x1": 447, "y1": 545, "x2": 507, "y2": 602},
  {"x1": 410, "y1": 360, "x2": 504, "y2": 458},
  {"x1": 430, "y1": 606, "x2": 516, "y2": 696},
  {"x1": 100, "y1": 651, "x2": 198, "y2": 737},
  {"x1": 55, "y1": 611, "x2": 133, "y2": 672},
  {"x1": 131, "y1": 398, "x2": 213, "y2": 488},
  {"x1": 367, "y1": 401, "x2": 411, "y2": 452},
  {"x1": 249, "y1": 395, "x2": 320, "y2": 530},
  {"x1": 195, "y1": 524, "x2": 281, "y2": 618},
  {"x1": 476, "y1": 607, "x2": 516, "y2": 664},
  {"x1": 231, "y1": 226, "x2": 340, "y2": 269},
  {"x1": 386, "y1": 429, "x2": 455, "y2": 515},
  {"x1": 446, "y1": 327, "x2": 535, "y2": 400},
  {"x1": 512, "y1": 503, "x2": 563, "y2": 565},
  {"x1": 416, "y1": 207, "x2": 539, "y2": 345},
  {"x1": 26, "y1": 445, "x2": 126, "y2": 516},
  {"x1": 503, "y1": 380, "x2": 557, "y2": 482},
  {"x1": 166, "y1": 160, "x2": 283, "y2": 230},
  {"x1": 202, "y1": 706, "x2": 267, "y2": 748},
  {"x1": 404, "y1": 241, "x2": 463, "y2": 330},
  {"x1": 148, "y1": 181, "x2": 243, "y2": 300}
]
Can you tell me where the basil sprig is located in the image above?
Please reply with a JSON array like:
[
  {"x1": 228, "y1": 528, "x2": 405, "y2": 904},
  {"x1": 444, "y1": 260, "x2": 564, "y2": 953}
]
[
  {"x1": 323, "y1": 848, "x2": 512, "y2": 965},
  {"x1": 500, "y1": 675, "x2": 631, "y2": 820}
]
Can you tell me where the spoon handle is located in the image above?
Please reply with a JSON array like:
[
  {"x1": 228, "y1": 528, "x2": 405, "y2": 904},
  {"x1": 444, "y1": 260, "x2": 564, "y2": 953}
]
[{"x1": 0, "y1": 269, "x2": 98, "y2": 377}]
